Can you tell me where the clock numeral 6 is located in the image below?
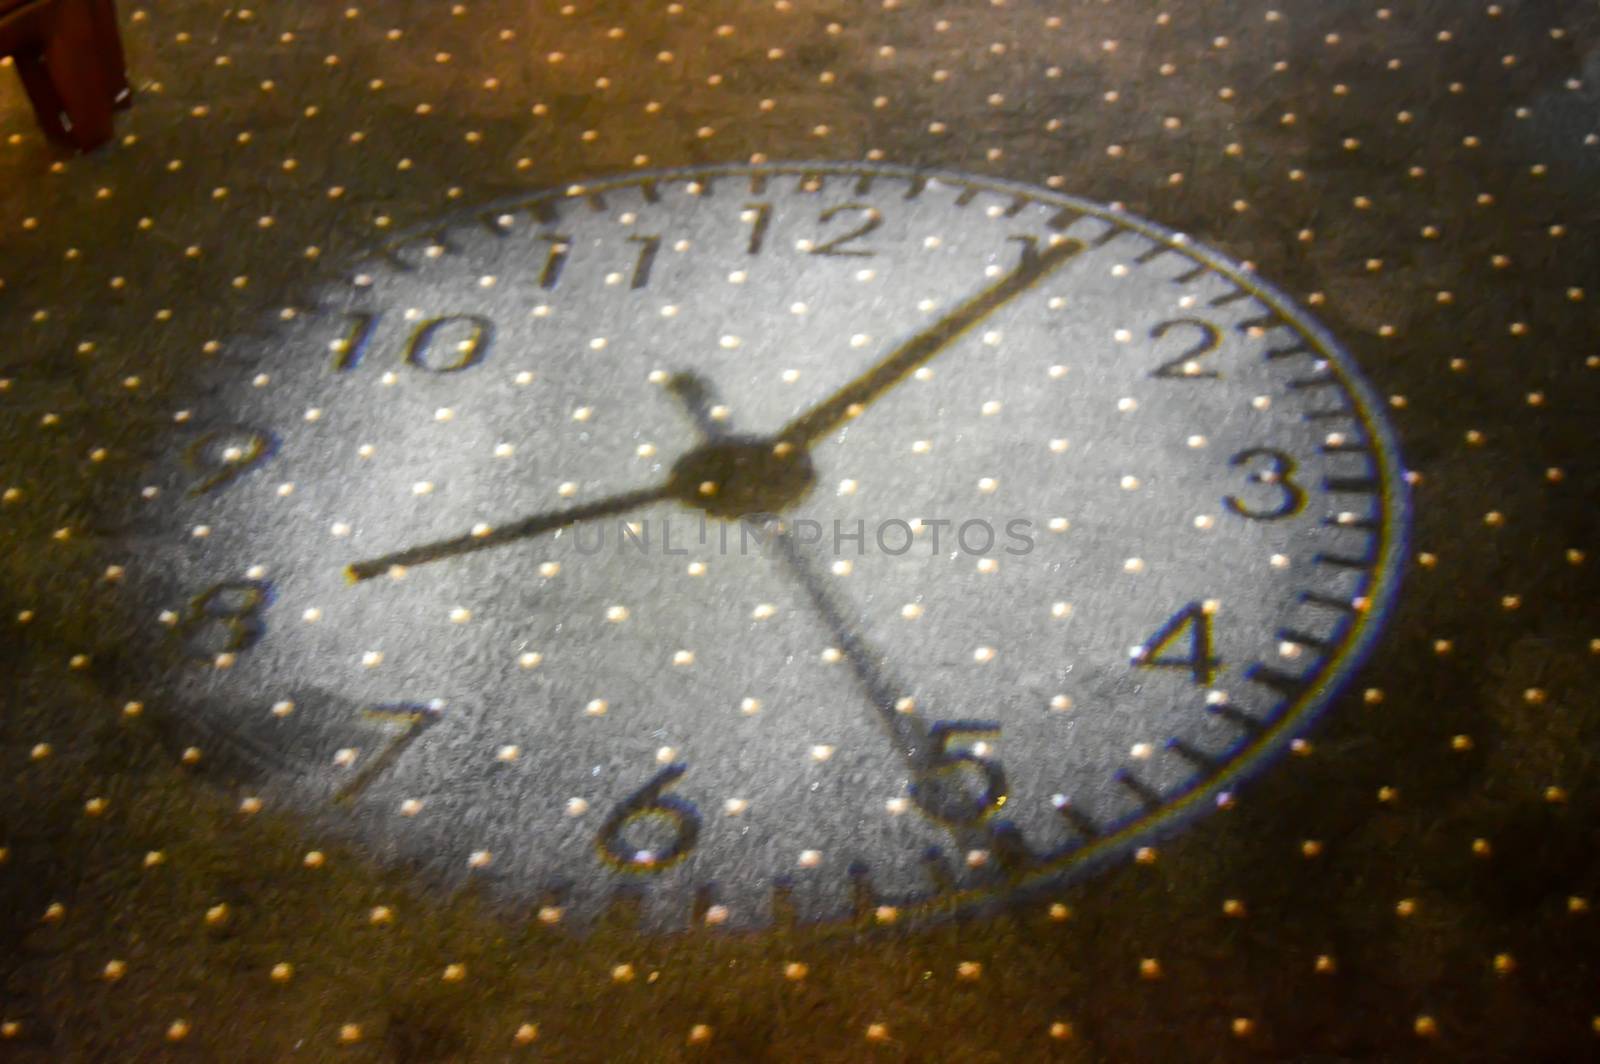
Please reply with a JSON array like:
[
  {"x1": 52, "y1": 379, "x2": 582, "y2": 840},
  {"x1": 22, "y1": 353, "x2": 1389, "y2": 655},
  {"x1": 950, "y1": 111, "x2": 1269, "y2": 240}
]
[
  {"x1": 910, "y1": 722, "x2": 1008, "y2": 826},
  {"x1": 185, "y1": 426, "x2": 278, "y2": 496},
  {"x1": 596, "y1": 764, "x2": 702, "y2": 873},
  {"x1": 181, "y1": 580, "x2": 273, "y2": 662},
  {"x1": 1225, "y1": 447, "x2": 1306, "y2": 520}
]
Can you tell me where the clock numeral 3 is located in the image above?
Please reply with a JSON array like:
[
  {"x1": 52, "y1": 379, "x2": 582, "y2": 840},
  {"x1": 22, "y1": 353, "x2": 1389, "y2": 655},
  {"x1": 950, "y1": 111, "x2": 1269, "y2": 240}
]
[
  {"x1": 910, "y1": 722, "x2": 1008, "y2": 826},
  {"x1": 184, "y1": 426, "x2": 277, "y2": 496},
  {"x1": 597, "y1": 764, "x2": 701, "y2": 873},
  {"x1": 1225, "y1": 447, "x2": 1306, "y2": 520},
  {"x1": 1148, "y1": 318, "x2": 1223, "y2": 379},
  {"x1": 181, "y1": 580, "x2": 273, "y2": 662},
  {"x1": 1132, "y1": 602, "x2": 1220, "y2": 685}
]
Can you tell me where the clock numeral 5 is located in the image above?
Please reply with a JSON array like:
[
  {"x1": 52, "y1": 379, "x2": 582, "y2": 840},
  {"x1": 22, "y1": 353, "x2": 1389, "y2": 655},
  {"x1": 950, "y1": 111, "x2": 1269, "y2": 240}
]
[
  {"x1": 1132, "y1": 602, "x2": 1220, "y2": 685},
  {"x1": 1225, "y1": 447, "x2": 1306, "y2": 520},
  {"x1": 910, "y1": 722, "x2": 1008, "y2": 826},
  {"x1": 597, "y1": 764, "x2": 702, "y2": 873},
  {"x1": 181, "y1": 580, "x2": 273, "y2": 663}
]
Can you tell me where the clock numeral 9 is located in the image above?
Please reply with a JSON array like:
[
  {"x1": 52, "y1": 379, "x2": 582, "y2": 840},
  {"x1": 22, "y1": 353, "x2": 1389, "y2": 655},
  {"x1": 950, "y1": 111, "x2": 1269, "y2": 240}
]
[
  {"x1": 185, "y1": 426, "x2": 278, "y2": 496},
  {"x1": 596, "y1": 764, "x2": 702, "y2": 873},
  {"x1": 1225, "y1": 447, "x2": 1306, "y2": 520},
  {"x1": 181, "y1": 580, "x2": 273, "y2": 662},
  {"x1": 910, "y1": 721, "x2": 1008, "y2": 825}
]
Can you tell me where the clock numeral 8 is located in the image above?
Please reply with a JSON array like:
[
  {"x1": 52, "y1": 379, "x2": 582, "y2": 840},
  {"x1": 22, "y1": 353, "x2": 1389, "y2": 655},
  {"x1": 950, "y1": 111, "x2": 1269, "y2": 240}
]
[
  {"x1": 181, "y1": 580, "x2": 273, "y2": 662},
  {"x1": 596, "y1": 764, "x2": 702, "y2": 873},
  {"x1": 910, "y1": 721, "x2": 1008, "y2": 826},
  {"x1": 1225, "y1": 447, "x2": 1306, "y2": 520}
]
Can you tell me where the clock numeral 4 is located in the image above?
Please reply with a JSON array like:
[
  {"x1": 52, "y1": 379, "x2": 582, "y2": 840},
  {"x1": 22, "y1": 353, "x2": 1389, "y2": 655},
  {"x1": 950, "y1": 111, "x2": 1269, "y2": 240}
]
[
  {"x1": 597, "y1": 764, "x2": 702, "y2": 873},
  {"x1": 1132, "y1": 602, "x2": 1220, "y2": 685},
  {"x1": 1225, "y1": 447, "x2": 1306, "y2": 520},
  {"x1": 181, "y1": 580, "x2": 273, "y2": 663},
  {"x1": 910, "y1": 721, "x2": 1008, "y2": 826}
]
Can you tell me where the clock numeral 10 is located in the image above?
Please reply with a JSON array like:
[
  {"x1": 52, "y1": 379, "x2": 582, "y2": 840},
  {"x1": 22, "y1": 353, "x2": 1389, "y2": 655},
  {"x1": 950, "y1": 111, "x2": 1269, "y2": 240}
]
[
  {"x1": 597, "y1": 764, "x2": 702, "y2": 873},
  {"x1": 331, "y1": 312, "x2": 495, "y2": 374}
]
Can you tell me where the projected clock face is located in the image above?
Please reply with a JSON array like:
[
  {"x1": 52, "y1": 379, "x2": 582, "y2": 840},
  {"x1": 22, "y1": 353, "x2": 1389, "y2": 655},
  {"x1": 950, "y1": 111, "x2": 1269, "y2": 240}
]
[{"x1": 103, "y1": 163, "x2": 1405, "y2": 928}]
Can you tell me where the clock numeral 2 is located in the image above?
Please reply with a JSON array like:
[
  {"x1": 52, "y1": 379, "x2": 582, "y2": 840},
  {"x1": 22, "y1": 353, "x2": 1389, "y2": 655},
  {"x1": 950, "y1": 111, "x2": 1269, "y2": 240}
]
[
  {"x1": 597, "y1": 764, "x2": 701, "y2": 873},
  {"x1": 1132, "y1": 602, "x2": 1220, "y2": 685},
  {"x1": 181, "y1": 580, "x2": 273, "y2": 663},
  {"x1": 910, "y1": 722, "x2": 1008, "y2": 826},
  {"x1": 1148, "y1": 318, "x2": 1223, "y2": 379}
]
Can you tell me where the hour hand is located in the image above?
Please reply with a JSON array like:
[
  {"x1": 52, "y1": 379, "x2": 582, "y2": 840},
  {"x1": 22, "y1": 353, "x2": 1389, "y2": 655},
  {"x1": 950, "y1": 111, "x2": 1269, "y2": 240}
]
[{"x1": 343, "y1": 485, "x2": 670, "y2": 582}]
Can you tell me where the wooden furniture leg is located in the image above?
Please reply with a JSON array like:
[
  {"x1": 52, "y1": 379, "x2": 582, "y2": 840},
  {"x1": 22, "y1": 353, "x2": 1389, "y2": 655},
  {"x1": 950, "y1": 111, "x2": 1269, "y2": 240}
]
[{"x1": 1, "y1": 0, "x2": 125, "y2": 151}]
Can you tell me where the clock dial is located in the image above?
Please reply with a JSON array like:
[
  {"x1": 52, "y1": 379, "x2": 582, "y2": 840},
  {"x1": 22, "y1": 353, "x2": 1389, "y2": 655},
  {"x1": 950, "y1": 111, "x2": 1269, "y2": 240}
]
[{"x1": 103, "y1": 163, "x2": 1406, "y2": 928}]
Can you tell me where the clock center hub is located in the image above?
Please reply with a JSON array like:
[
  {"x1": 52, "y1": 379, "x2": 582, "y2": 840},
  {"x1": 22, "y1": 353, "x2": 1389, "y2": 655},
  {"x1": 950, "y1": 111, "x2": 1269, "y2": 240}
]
[{"x1": 666, "y1": 436, "x2": 817, "y2": 519}]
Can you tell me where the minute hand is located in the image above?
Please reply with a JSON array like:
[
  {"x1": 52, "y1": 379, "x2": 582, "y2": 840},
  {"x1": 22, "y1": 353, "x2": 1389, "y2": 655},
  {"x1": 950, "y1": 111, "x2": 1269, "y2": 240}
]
[{"x1": 777, "y1": 236, "x2": 1085, "y2": 447}]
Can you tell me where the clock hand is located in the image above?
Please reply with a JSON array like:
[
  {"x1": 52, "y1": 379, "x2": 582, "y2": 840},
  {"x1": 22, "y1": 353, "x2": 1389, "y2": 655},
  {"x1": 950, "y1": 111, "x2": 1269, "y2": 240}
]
[
  {"x1": 765, "y1": 528, "x2": 1006, "y2": 829},
  {"x1": 777, "y1": 235, "x2": 1085, "y2": 447},
  {"x1": 343, "y1": 484, "x2": 672, "y2": 582}
]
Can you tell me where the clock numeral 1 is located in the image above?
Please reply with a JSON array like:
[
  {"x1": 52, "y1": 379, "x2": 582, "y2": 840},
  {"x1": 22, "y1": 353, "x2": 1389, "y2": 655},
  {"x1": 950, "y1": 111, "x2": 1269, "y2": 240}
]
[
  {"x1": 596, "y1": 764, "x2": 701, "y2": 873},
  {"x1": 741, "y1": 202, "x2": 773, "y2": 255},
  {"x1": 626, "y1": 234, "x2": 661, "y2": 289},
  {"x1": 910, "y1": 722, "x2": 1008, "y2": 826},
  {"x1": 1132, "y1": 602, "x2": 1220, "y2": 685},
  {"x1": 539, "y1": 233, "x2": 572, "y2": 289},
  {"x1": 331, "y1": 311, "x2": 381, "y2": 371}
]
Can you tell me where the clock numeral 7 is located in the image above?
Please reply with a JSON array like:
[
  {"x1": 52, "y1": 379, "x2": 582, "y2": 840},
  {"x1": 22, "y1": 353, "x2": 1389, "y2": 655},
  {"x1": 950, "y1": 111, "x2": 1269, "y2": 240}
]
[
  {"x1": 596, "y1": 764, "x2": 702, "y2": 873},
  {"x1": 910, "y1": 722, "x2": 1008, "y2": 826},
  {"x1": 334, "y1": 701, "x2": 446, "y2": 804}
]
